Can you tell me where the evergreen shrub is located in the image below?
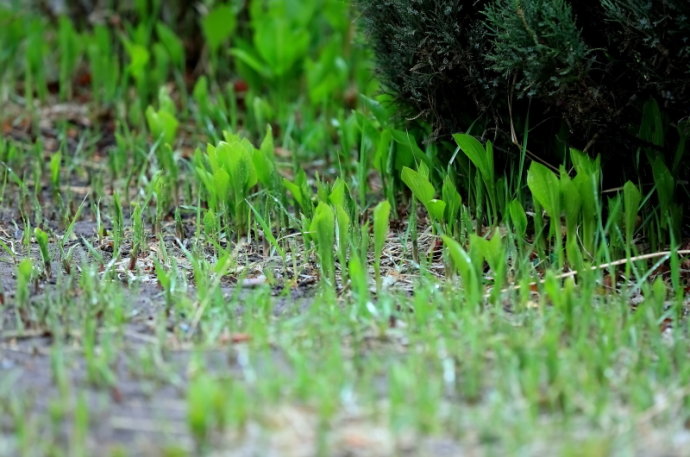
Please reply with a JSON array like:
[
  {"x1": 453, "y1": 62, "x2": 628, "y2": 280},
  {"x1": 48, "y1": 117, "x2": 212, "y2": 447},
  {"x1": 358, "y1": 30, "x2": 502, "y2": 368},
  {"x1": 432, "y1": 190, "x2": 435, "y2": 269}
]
[{"x1": 357, "y1": 0, "x2": 690, "y2": 181}]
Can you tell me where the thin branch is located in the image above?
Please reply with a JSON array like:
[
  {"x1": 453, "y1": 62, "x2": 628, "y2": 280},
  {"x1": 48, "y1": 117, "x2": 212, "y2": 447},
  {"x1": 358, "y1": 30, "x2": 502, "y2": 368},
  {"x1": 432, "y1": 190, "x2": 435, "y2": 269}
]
[{"x1": 500, "y1": 249, "x2": 690, "y2": 294}]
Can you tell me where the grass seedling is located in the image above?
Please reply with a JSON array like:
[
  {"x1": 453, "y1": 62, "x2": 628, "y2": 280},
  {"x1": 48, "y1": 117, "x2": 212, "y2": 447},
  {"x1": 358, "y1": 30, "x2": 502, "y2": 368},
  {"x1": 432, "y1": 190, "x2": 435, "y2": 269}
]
[
  {"x1": 112, "y1": 192, "x2": 124, "y2": 256},
  {"x1": 329, "y1": 178, "x2": 352, "y2": 280},
  {"x1": 231, "y1": 2, "x2": 311, "y2": 113},
  {"x1": 559, "y1": 170, "x2": 584, "y2": 270},
  {"x1": 150, "y1": 173, "x2": 169, "y2": 235},
  {"x1": 87, "y1": 26, "x2": 120, "y2": 104},
  {"x1": 247, "y1": 199, "x2": 286, "y2": 260},
  {"x1": 8, "y1": 396, "x2": 29, "y2": 455},
  {"x1": 622, "y1": 181, "x2": 642, "y2": 274},
  {"x1": 508, "y1": 198, "x2": 528, "y2": 244},
  {"x1": 154, "y1": 259, "x2": 180, "y2": 314},
  {"x1": 15, "y1": 258, "x2": 33, "y2": 329},
  {"x1": 453, "y1": 134, "x2": 498, "y2": 225},
  {"x1": 441, "y1": 175, "x2": 462, "y2": 236},
  {"x1": 25, "y1": 18, "x2": 48, "y2": 104},
  {"x1": 155, "y1": 21, "x2": 185, "y2": 83},
  {"x1": 71, "y1": 394, "x2": 89, "y2": 457},
  {"x1": 57, "y1": 16, "x2": 80, "y2": 100},
  {"x1": 571, "y1": 149, "x2": 601, "y2": 257},
  {"x1": 469, "y1": 229, "x2": 506, "y2": 303},
  {"x1": 82, "y1": 314, "x2": 115, "y2": 387},
  {"x1": 202, "y1": 4, "x2": 237, "y2": 75},
  {"x1": 372, "y1": 200, "x2": 390, "y2": 290},
  {"x1": 194, "y1": 131, "x2": 276, "y2": 237},
  {"x1": 650, "y1": 156, "x2": 680, "y2": 241},
  {"x1": 146, "y1": 87, "x2": 179, "y2": 146},
  {"x1": 49, "y1": 151, "x2": 61, "y2": 194},
  {"x1": 123, "y1": 37, "x2": 152, "y2": 102},
  {"x1": 129, "y1": 198, "x2": 148, "y2": 270},
  {"x1": 355, "y1": 113, "x2": 372, "y2": 207},
  {"x1": 33, "y1": 227, "x2": 51, "y2": 277},
  {"x1": 50, "y1": 344, "x2": 69, "y2": 397},
  {"x1": 187, "y1": 374, "x2": 216, "y2": 451},
  {"x1": 283, "y1": 169, "x2": 314, "y2": 218},
  {"x1": 372, "y1": 127, "x2": 396, "y2": 208},
  {"x1": 348, "y1": 253, "x2": 369, "y2": 316},
  {"x1": 527, "y1": 161, "x2": 563, "y2": 268},
  {"x1": 309, "y1": 202, "x2": 336, "y2": 285}
]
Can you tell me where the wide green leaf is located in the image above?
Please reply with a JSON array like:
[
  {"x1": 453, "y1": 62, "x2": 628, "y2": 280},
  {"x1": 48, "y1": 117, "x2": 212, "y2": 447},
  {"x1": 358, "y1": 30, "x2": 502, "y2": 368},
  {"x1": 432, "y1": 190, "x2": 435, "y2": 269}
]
[
  {"x1": 508, "y1": 199, "x2": 527, "y2": 237},
  {"x1": 527, "y1": 162, "x2": 560, "y2": 217},
  {"x1": 453, "y1": 134, "x2": 493, "y2": 184},
  {"x1": 442, "y1": 236, "x2": 480, "y2": 304},
  {"x1": 202, "y1": 5, "x2": 237, "y2": 53},
  {"x1": 401, "y1": 167, "x2": 435, "y2": 206},
  {"x1": 623, "y1": 181, "x2": 641, "y2": 241}
]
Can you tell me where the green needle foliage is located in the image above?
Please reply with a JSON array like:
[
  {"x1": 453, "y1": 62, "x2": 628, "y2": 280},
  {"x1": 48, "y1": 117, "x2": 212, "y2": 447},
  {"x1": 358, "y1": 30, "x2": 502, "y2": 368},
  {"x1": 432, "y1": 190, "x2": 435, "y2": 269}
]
[
  {"x1": 357, "y1": 0, "x2": 690, "y2": 180},
  {"x1": 485, "y1": 0, "x2": 592, "y2": 99}
]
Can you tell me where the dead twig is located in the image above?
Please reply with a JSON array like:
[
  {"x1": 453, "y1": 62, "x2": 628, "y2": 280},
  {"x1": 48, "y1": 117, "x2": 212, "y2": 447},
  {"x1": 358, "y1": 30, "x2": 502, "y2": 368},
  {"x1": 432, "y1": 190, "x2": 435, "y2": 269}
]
[{"x1": 499, "y1": 249, "x2": 690, "y2": 295}]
